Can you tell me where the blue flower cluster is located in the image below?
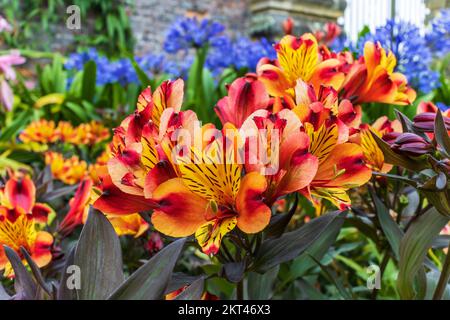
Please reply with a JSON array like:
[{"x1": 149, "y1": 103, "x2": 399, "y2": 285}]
[
  {"x1": 163, "y1": 17, "x2": 225, "y2": 54},
  {"x1": 65, "y1": 48, "x2": 182, "y2": 86},
  {"x1": 437, "y1": 102, "x2": 449, "y2": 112},
  {"x1": 426, "y1": 8, "x2": 450, "y2": 58},
  {"x1": 206, "y1": 36, "x2": 276, "y2": 75},
  {"x1": 356, "y1": 20, "x2": 440, "y2": 93}
]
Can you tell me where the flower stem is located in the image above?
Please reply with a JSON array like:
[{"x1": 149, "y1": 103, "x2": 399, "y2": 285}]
[
  {"x1": 236, "y1": 279, "x2": 244, "y2": 300},
  {"x1": 433, "y1": 240, "x2": 450, "y2": 300}
]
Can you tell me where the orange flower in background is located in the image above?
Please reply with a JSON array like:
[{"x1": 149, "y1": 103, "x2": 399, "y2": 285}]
[
  {"x1": 0, "y1": 174, "x2": 53, "y2": 277},
  {"x1": 107, "y1": 213, "x2": 149, "y2": 238},
  {"x1": 57, "y1": 178, "x2": 93, "y2": 237},
  {"x1": 19, "y1": 119, "x2": 58, "y2": 144},
  {"x1": 0, "y1": 174, "x2": 53, "y2": 224},
  {"x1": 44, "y1": 151, "x2": 88, "y2": 185},
  {"x1": 55, "y1": 121, "x2": 77, "y2": 142},
  {"x1": 73, "y1": 121, "x2": 110, "y2": 145},
  {"x1": 340, "y1": 41, "x2": 416, "y2": 105},
  {"x1": 257, "y1": 33, "x2": 345, "y2": 98}
]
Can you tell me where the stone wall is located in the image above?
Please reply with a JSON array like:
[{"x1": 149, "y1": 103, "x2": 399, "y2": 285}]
[{"x1": 130, "y1": 0, "x2": 252, "y2": 55}]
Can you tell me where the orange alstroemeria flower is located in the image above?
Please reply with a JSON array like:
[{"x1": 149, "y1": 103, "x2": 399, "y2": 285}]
[
  {"x1": 215, "y1": 75, "x2": 270, "y2": 128},
  {"x1": 340, "y1": 41, "x2": 416, "y2": 105},
  {"x1": 151, "y1": 136, "x2": 271, "y2": 255},
  {"x1": 292, "y1": 79, "x2": 361, "y2": 143},
  {"x1": 257, "y1": 33, "x2": 345, "y2": 98},
  {"x1": 19, "y1": 119, "x2": 58, "y2": 144},
  {"x1": 57, "y1": 178, "x2": 93, "y2": 236},
  {"x1": 44, "y1": 151, "x2": 88, "y2": 185},
  {"x1": 0, "y1": 174, "x2": 53, "y2": 224},
  {"x1": 73, "y1": 121, "x2": 110, "y2": 146},
  {"x1": 0, "y1": 175, "x2": 53, "y2": 277},
  {"x1": 107, "y1": 213, "x2": 149, "y2": 238},
  {"x1": 301, "y1": 123, "x2": 372, "y2": 209},
  {"x1": 240, "y1": 109, "x2": 319, "y2": 206}
]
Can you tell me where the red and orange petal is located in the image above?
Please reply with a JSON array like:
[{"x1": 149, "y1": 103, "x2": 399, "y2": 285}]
[
  {"x1": 31, "y1": 203, "x2": 53, "y2": 224},
  {"x1": 215, "y1": 75, "x2": 270, "y2": 128},
  {"x1": 107, "y1": 213, "x2": 149, "y2": 238},
  {"x1": 151, "y1": 79, "x2": 184, "y2": 127},
  {"x1": 3, "y1": 175, "x2": 36, "y2": 213},
  {"x1": 195, "y1": 217, "x2": 237, "y2": 255},
  {"x1": 151, "y1": 178, "x2": 209, "y2": 238},
  {"x1": 93, "y1": 169, "x2": 157, "y2": 215},
  {"x1": 235, "y1": 172, "x2": 271, "y2": 234},
  {"x1": 31, "y1": 231, "x2": 53, "y2": 268},
  {"x1": 314, "y1": 143, "x2": 372, "y2": 189}
]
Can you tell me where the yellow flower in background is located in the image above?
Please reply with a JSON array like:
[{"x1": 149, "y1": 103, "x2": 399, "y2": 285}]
[
  {"x1": 73, "y1": 121, "x2": 110, "y2": 145},
  {"x1": 44, "y1": 151, "x2": 88, "y2": 185},
  {"x1": 20, "y1": 120, "x2": 110, "y2": 146},
  {"x1": 19, "y1": 119, "x2": 58, "y2": 144},
  {"x1": 107, "y1": 213, "x2": 149, "y2": 238},
  {"x1": 55, "y1": 121, "x2": 77, "y2": 142}
]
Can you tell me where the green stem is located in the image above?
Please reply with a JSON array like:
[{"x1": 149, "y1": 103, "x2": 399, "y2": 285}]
[{"x1": 433, "y1": 241, "x2": 450, "y2": 300}]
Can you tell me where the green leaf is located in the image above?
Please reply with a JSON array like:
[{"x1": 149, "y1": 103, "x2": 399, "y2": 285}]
[
  {"x1": 289, "y1": 210, "x2": 343, "y2": 278},
  {"x1": 371, "y1": 189, "x2": 403, "y2": 259},
  {"x1": 65, "y1": 101, "x2": 88, "y2": 122},
  {"x1": 426, "y1": 271, "x2": 450, "y2": 300},
  {"x1": 128, "y1": 56, "x2": 151, "y2": 88},
  {"x1": 108, "y1": 238, "x2": 186, "y2": 300},
  {"x1": 397, "y1": 208, "x2": 449, "y2": 299},
  {"x1": 434, "y1": 109, "x2": 450, "y2": 157},
  {"x1": 81, "y1": 60, "x2": 97, "y2": 101},
  {"x1": 247, "y1": 266, "x2": 279, "y2": 300},
  {"x1": 3, "y1": 245, "x2": 37, "y2": 300},
  {"x1": 174, "y1": 277, "x2": 205, "y2": 300},
  {"x1": 0, "y1": 109, "x2": 32, "y2": 142},
  {"x1": 252, "y1": 211, "x2": 344, "y2": 273},
  {"x1": 74, "y1": 208, "x2": 124, "y2": 300}
]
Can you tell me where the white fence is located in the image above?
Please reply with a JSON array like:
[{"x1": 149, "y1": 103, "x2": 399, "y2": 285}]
[{"x1": 343, "y1": 0, "x2": 429, "y2": 41}]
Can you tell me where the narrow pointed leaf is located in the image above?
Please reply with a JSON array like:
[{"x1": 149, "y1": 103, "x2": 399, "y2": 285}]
[
  {"x1": 74, "y1": 208, "x2": 124, "y2": 300},
  {"x1": 252, "y1": 211, "x2": 344, "y2": 273},
  {"x1": 0, "y1": 283, "x2": 11, "y2": 300},
  {"x1": 247, "y1": 266, "x2": 279, "y2": 299},
  {"x1": 435, "y1": 109, "x2": 450, "y2": 157},
  {"x1": 397, "y1": 208, "x2": 449, "y2": 299},
  {"x1": 20, "y1": 247, "x2": 52, "y2": 295},
  {"x1": 174, "y1": 277, "x2": 205, "y2": 300},
  {"x1": 3, "y1": 245, "x2": 37, "y2": 300},
  {"x1": 108, "y1": 238, "x2": 186, "y2": 300},
  {"x1": 57, "y1": 246, "x2": 77, "y2": 300},
  {"x1": 370, "y1": 189, "x2": 403, "y2": 259}
]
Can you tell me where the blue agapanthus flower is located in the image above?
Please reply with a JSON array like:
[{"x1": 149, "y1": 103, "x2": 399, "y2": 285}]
[
  {"x1": 163, "y1": 16, "x2": 225, "y2": 54},
  {"x1": 426, "y1": 8, "x2": 450, "y2": 58},
  {"x1": 206, "y1": 35, "x2": 276, "y2": 75},
  {"x1": 65, "y1": 49, "x2": 181, "y2": 86},
  {"x1": 357, "y1": 20, "x2": 440, "y2": 93},
  {"x1": 329, "y1": 34, "x2": 356, "y2": 53},
  {"x1": 436, "y1": 102, "x2": 450, "y2": 112}
]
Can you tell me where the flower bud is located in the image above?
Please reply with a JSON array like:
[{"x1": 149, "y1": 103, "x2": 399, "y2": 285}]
[
  {"x1": 413, "y1": 112, "x2": 450, "y2": 132},
  {"x1": 391, "y1": 133, "x2": 433, "y2": 156}
]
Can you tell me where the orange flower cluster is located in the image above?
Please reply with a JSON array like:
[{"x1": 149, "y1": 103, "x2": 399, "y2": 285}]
[
  {"x1": 91, "y1": 33, "x2": 415, "y2": 255},
  {"x1": 20, "y1": 120, "x2": 110, "y2": 146},
  {"x1": 0, "y1": 174, "x2": 53, "y2": 277}
]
